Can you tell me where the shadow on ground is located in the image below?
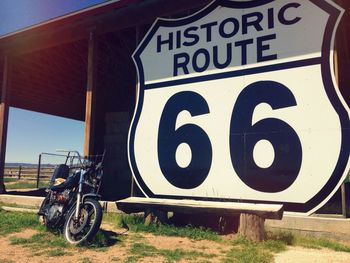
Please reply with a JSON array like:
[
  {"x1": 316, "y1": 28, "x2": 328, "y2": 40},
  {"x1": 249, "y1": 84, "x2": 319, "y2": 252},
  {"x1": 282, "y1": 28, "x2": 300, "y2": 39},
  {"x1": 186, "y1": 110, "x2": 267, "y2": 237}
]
[
  {"x1": 5, "y1": 188, "x2": 46, "y2": 197},
  {"x1": 88, "y1": 229, "x2": 123, "y2": 248}
]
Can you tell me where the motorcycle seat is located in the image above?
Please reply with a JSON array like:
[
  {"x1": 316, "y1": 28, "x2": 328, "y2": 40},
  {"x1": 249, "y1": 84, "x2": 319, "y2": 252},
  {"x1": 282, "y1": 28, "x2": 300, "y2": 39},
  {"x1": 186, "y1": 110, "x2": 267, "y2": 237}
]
[
  {"x1": 50, "y1": 170, "x2": 80, "y2": 191},
  {"x1": 48, "y1": 164, "x2": 70, "y2": 189}
]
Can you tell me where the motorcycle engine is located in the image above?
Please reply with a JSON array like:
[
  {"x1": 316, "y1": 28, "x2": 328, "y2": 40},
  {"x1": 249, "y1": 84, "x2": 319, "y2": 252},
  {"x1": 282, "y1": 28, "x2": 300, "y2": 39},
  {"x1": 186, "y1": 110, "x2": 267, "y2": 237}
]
[
  {"x1": 54, "y1": 189, "x2": 70, "y2": 203},
  {"x1": 46, "y1": 204, "x2": 63, "y2": 223},
  {"x1": 45, "y1": 189, "x2": 70, "y2": 226}
]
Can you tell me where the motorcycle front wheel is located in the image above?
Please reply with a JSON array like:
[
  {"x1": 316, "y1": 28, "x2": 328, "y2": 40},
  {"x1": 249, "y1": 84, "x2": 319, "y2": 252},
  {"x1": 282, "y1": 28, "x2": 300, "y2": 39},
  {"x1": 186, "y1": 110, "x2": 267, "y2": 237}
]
[{"x1": 63, "y1": 198, "x2": 102, "y2": 245}]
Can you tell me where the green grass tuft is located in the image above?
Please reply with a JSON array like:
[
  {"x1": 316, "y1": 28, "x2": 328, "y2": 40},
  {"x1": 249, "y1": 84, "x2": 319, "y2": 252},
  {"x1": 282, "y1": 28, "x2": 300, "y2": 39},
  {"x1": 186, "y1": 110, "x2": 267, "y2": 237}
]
[
  {"x1": 262, "y1": 240, "x2": 287, "y2": 253},
  {"x1": 267, "y1": 230, "x2": 350, "y2": 253},
  {"x1": 2, "y1": 207, "x2": 350, "y2": 263},
  {"x1": 4, "y1": 177, "x2": 18, "y2": 183},
  {"x1": 104, "y1": 213, "x2": 220, "y2": 241},
  {"x1": 126, "y1": 242, "x2": 217, "y2": 263},
  {"x1": 80, "y1": 257, "x2": 93, "y2": 263},
  {"x1": 10, "y1": 231, "x2": 68, "y2": 249},
  {"x1": 226, "y1": 235, "x2": 287, "y2": 262},
  {"x1": 5, "y1": 180, "x2": 48, "y2": 189},
  {"x1": 266, "y1": 231, "x2": 295, "y2": 245},
  {"x1": 294, "y1": 234, "x2": 350, "y2": 252},
  {"x1": 222, "y1": 245, "x2": 273, "y2": 263},
  {"x1": 0, "y1": 209, "x2": 39, "y2": 235},
  {"x1": 0, "y1": 201, "x2": 38, "y2": 210},
  {"x1": 47, "y1": 248, "x2": 71, "y2": 257},
  {"x1": 10, "y1": 231, "x2": 72, "y2": 257}
]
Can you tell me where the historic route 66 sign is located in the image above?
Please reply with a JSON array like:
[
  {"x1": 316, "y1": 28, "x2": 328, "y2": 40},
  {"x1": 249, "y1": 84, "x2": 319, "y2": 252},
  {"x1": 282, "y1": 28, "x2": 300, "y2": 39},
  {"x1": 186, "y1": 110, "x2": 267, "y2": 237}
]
[{"x1": 128, "y1": 0, "x2": 350, "y2": 214}]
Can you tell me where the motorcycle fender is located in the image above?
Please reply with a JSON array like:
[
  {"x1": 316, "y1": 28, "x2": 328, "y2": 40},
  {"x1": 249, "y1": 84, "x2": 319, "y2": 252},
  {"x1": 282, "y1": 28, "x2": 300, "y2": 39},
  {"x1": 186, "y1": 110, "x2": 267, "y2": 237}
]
[{"x1": 82, "y1": 193, "x2": 101, "y2": 203}]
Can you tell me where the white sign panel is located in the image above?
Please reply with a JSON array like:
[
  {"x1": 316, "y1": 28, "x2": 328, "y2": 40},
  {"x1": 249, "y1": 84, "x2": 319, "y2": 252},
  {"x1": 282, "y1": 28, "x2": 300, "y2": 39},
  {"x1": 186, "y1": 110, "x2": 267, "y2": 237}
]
[{"x1": 128, "y1": 0, "x2": 350, "y2": 214}]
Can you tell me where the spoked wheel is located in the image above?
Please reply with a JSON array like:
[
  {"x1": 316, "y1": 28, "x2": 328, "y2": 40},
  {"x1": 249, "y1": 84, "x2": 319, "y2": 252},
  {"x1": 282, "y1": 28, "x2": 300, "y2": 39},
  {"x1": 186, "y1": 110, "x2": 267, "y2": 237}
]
[{"x1": 63, "y1": 198, "x2": 102, "y2": 245}]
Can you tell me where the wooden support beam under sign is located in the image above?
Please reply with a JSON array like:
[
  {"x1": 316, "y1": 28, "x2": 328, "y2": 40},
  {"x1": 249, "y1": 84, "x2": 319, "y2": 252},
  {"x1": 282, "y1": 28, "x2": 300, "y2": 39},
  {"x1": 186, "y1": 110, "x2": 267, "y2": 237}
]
[{"x1": 116, "y1": 197, "x2": 284, "y2": 220}]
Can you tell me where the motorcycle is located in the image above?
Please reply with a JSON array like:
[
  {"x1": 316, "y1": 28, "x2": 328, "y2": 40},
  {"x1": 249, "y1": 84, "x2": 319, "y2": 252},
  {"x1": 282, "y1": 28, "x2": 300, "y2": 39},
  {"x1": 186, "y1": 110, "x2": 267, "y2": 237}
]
[{"x1": 38, "y1": 151, "x2": 104, "y2": 245}]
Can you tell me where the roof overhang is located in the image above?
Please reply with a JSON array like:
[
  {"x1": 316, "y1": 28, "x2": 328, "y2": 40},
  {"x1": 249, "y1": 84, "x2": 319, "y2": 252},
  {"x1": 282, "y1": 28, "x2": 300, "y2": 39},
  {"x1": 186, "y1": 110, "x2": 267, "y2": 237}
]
[{"x1": 0, "y1": 0, "x2": 139, "y2": 41}]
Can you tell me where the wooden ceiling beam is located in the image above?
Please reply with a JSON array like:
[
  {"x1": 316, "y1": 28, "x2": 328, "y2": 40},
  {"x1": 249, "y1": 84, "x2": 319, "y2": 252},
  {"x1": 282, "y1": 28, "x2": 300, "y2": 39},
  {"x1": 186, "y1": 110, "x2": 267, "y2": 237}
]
[
  {"x1": 12, "y1": 96, "x2": 84, "y2": 110},
  {"x1": 11, "y1": 74, "x2": 85, "y2": 95},
  {"x1": 10, "y1": 100, "x2": 84, "y2": 121},
  {"x1": 11, "y1": 91, "x2": 85, "y2": 110},
  {"x1": 12, "y1": 70, "x2": 86, "y2": 87}
]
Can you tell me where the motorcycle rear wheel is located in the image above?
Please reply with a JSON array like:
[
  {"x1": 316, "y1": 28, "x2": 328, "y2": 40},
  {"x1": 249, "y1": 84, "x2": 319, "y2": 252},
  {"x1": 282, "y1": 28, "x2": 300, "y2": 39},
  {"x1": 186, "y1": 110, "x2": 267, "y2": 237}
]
[{"x1": 63, "y1": 198, "x2": 102, "y2": 245}]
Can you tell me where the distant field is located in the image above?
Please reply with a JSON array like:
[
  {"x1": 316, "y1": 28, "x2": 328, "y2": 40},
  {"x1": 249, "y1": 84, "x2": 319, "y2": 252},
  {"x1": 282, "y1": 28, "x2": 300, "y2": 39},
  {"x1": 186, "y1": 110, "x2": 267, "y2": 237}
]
[
  {"x1": 4, "y1": 165, "x2": 53, "y2": 189},
  {"x1": 5, "y1": 166, "x2": 54, "y2": 179},
  {"x1": 5, "y1": 180, "x2": 49, "y2": 190}
]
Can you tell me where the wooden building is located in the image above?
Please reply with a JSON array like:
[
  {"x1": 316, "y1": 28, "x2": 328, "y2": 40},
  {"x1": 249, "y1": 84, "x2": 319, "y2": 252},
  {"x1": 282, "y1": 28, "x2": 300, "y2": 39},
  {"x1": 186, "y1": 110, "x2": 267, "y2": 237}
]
[{"x1": 0, "y1": 0, "x2": 349, "y2": 201}]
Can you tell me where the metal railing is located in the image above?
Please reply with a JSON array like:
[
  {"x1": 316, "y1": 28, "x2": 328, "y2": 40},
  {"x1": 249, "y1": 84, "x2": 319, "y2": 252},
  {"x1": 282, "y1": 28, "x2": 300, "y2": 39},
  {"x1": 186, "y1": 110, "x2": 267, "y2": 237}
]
[
  {"x1": 36, "y1": 150, "x2": 105, "y2": 188},
  {"x1": 36, "y1": 151, "x2": 84, "y2": 188}
]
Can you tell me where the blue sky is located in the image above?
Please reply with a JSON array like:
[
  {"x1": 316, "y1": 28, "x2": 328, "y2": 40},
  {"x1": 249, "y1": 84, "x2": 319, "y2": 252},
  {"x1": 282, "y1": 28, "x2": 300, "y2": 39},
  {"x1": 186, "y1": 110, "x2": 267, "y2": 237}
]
[
  {"x1": 1, "y1": 1, "x2": 110, "y2": 163},
  {"x1": 6, "y1": 108, "x2": 84, "y2": 163},
  {"x1": 0, "y1": 0, "x2": 109, "y2": 36}
]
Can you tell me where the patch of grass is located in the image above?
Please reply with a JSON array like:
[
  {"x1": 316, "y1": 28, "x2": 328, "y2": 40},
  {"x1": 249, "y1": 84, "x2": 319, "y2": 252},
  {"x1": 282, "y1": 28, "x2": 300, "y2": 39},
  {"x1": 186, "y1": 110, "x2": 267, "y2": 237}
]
[
  {"x1": 47, "y1": 248, "x2": 71, "y2": 257},
  {"x1": 262, "y1": 240, "x2": 287, "y2": 253},
  {"x1": 10, "y1": 226, "x2": 121, "y2": 254},
  {"x1": 294, "y1": 234, "x2": 350, "y2": 252},
  {"x1": 4, "y1": 177, "x2": 18, "y2": 183},
  {"x1": 10, "y1": 231, "x2": 68, "y2": 248},
  {"x1": 161, "y1": 248, "x2": 215, "y2": 262},
  {"x1": 267, "y1": 230, "x2": 350, "y2": 253},
  {"x1": 266, "y1": 230, "x2": 295, "y2": 245},
  {"x1": 0, "y1": 209, "x2": 39, "y2": 235},
  {"x1": 104, "y1": 213, "x2": 220, "y2": 241},
  {"x1": 10, "y1": 231, "x2": 72, "y2": 257},
  {"x1": 5, "y1": 180, "x2": 48, "y2": 189},
  {"x1": 76, "y1": 229, "x2": 122, "y2": 252},
  {"x1": 3, "y1": 210, "x2": 122, "y2": 256},
  {"x1": 10, "y1": 237, "x2": 32, "y2": 245},
  {"x1": 222, "y1": 245, "x2": 273, "y2": 263},
  {"x1": 3, "y1": 208, "x2": 350, "y2": 263},
  {"x1": 128, "y1": 242, "x2": 157, "y2": 259},
  {"x1": 128, "y1": 233, "x2": 145, "y2": 242},
  {"x1": 80, "y1": 258, "x2": 93, "y2": 263},
  {"x1": 223, "y1": 235, "x2": 288, "y2": 263},
  {"x1": 126, "y1": 242, "x2": 216, "y2": 263},
  {"x1": 0, "y1": 201, "x2": 37, "y2": 210}
]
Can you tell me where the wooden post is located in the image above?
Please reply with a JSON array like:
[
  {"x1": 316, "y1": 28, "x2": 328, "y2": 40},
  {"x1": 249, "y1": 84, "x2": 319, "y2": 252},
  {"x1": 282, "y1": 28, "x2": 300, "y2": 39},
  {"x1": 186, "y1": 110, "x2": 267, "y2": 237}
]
[
  {"x1": 18, "y1": 165, "x2": 22, "y2": 180},
  {"x1": 341, "y1": 183, "x2": 349, "y2": 218},
  {"x1": 84, "y1": 31, "x2": 98, "y2": 157},
  {"x1": 238, "y1": 214, "x2": 266, "y2": 241},
  {"x1": 36, "y1": 154, "x2": 41, "y2": 188},
  {"x1": 0, "y1": 55, "x2": 10, "y2": 194}
]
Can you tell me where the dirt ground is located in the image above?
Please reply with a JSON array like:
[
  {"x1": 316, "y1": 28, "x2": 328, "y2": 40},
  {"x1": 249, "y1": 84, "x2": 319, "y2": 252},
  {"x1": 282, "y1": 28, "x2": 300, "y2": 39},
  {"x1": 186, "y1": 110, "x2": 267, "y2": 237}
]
[
  {"x1": 0, "y1": 224, "x2": 349, "y2": 263},
  {"x1": 274, "y1": 247, "x2": 350, "y2": 263}
]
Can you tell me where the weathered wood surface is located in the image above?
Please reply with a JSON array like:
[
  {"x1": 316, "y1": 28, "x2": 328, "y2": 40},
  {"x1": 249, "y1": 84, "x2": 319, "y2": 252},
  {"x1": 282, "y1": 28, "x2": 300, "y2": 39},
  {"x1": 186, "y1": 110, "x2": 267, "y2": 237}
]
[
  {"x1": 239, "y1": 213, "x2": 266, "y2": 241},
  {"x1": 84, "y1": 31, "x2": 98, "y2": 156},
  {"x1": 116, "y1": 197, "x2": 283, "y2": 220}
]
